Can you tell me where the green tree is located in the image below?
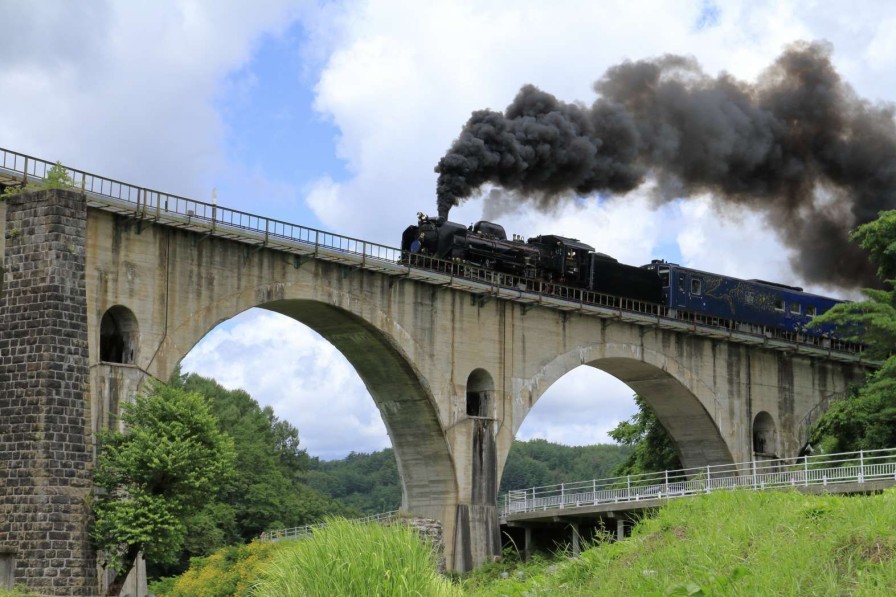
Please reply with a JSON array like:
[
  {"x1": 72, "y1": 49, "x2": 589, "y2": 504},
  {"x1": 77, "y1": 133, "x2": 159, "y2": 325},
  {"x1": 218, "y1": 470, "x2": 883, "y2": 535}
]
[
  {"x1": 808, "y1": 210, "x2": 896, "y2": 452},
  {"x1": 142, "y1": 372, "x2": 351, "y2": 580},
  {"x1": 174, "y1": 373, "x2": 347, "y2": 539},
  {"x1": 498, "y1": 439, "x2": 631, "y2": 492},
  {"x1": 306, "y1": 449, "x2": 402, "y2": 514},
  {"x1": 91, "y1": 382, "x2": 236, "y2": 596},
  {"x1": 609, "y1": 395, "x2": 681, "y2": 475},
  {"x1": 2, "y1": 161, "x2": 74, "y2": 197},
  {"x1": 42, "y1": 161, "x2": 75, "y2": 189}
]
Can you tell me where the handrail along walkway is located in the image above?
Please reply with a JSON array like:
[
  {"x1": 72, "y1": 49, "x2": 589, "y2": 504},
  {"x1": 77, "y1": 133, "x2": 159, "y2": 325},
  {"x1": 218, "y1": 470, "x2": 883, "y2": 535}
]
[
  {"x1": 501, "y1": 446, "x2": 896, "y2": 521},
  {"x1": 259, "y1": 447, "x2": 896, "y2": 540}
]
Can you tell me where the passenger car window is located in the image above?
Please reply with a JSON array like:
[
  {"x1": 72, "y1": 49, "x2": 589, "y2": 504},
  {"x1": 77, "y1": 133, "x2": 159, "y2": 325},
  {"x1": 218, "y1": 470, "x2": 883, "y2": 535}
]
[
  {"x1": 690, "y1": 278, "x2": 702, "y2": 295},
  {"x1": 774, "y1": 299, "x2": 784, "y2": 311},
  {"x1": 806, "y1": 305, "x2": 817, "y2": 317},
  {"x1": 790, "y1": 303, "x2": 801, "y2": 314}
]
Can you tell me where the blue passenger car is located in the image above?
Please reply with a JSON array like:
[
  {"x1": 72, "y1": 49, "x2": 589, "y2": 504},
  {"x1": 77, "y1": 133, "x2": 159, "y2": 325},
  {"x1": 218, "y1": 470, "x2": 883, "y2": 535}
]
[{"x1": 641, "y1": 260, "x2": 843, "y2": 336}]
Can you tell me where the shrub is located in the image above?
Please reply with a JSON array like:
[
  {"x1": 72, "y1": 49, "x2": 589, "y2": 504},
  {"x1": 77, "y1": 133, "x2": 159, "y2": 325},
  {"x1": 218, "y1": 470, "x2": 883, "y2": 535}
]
[{"x1": 160, "y1": 541, "x2": 279, "y2": 597}]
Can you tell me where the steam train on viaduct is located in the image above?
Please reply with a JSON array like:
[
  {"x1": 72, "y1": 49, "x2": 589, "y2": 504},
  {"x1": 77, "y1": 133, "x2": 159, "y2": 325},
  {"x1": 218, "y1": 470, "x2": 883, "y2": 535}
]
[{"x1": 401, "y1": 212, "x2": 844, "y2": 339}]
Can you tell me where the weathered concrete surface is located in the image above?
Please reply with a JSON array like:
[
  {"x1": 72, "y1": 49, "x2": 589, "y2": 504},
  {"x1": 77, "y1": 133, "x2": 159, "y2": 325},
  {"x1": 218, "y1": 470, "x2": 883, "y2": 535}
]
[{"x1": 0, "y1": 189, "x2": 868, "y2": 588}]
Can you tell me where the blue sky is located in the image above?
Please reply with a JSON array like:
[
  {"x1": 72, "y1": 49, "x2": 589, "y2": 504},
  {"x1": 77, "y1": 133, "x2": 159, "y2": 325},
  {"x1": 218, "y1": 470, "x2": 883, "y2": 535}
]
[
  {"x1": 3, "y1": 0, "x2": 895, "y2": 459},
  {"x1": 212, "y1": 22, "x2": 346, "y2": 227}
]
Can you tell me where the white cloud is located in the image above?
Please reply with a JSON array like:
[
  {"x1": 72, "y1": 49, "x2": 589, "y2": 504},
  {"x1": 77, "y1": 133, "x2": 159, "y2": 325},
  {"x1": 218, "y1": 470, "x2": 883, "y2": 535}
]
[
  {"x1": 517, "y1": 367, "x2": 638, "y2": 446},
  {"x1": 0, "y1": 0, "x2": 299, "y2": 196}
]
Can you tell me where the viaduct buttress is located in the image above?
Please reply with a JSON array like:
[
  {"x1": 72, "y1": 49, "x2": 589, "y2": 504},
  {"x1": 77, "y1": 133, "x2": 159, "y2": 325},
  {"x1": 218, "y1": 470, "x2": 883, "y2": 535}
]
[{"x1": 0, "y1": 187, "x2": 866, "y2": 595}]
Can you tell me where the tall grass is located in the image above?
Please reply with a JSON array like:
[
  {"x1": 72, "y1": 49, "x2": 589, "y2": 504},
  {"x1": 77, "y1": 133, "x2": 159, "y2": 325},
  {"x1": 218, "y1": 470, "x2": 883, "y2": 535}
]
[
  {"x1": 468, "y1": 488, "x2": 896, "y2": 595},
  {"x1": 252, "y1": 517, "x2": 459, "y2": 597}
]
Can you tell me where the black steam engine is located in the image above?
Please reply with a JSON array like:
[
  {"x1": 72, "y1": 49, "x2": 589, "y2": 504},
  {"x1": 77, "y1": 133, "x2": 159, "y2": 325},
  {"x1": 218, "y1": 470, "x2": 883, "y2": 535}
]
[
  {"x1": 401, "y1": 212, "x2": 663, "y2": 303},
  {"x1": 401, "y1": 212, "x2": 849, "y2": 341}
]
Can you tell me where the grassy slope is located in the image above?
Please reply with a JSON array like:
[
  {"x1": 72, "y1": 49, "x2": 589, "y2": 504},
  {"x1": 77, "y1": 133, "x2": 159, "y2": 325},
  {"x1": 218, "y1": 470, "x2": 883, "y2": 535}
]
[
  {"x1": 467, "y1": 488, "x2": 896, "y2": 596},
  {"x1": 153, "y1": 489, "x2": 896, "y2": 596}
]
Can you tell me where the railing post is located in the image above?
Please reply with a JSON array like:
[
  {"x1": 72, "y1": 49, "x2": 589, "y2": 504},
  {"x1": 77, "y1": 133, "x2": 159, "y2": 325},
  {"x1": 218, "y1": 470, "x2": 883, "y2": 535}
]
[
  {"x1": 664, "y1": 469, "x2": 669, "y2": 495},
  {"x1": 752, "y1": 458, "x2": 757, "y2": 490},
  {"x1": 803, "y1": 456, "x2": 809, "y2": 486},
  {"x1": 265, "y1": 218, "x2": 269, "y2": 245},
  {"x1": 22, "y1": 156, "x2": 28, "y2": 185},
  {"x1": 560, "y1": 483, "x2": 565, "y2": 509},
  {"x1": 627, "y1": 475, "x2": 631, "y2": 500},
  {"x1": 859, "y1": 450, "x2": 865, "y2": 483},
  {"x1": 706, "y1": 465, "x2": 711, "y2": 493},
  {"x1": 592, "y1": 479, "x2": 597, "y2": 505}
]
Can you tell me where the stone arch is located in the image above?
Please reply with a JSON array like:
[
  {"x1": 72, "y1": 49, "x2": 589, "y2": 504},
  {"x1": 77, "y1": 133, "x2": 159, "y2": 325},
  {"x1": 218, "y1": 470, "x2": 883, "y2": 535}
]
[
  {"x1": 752, "y1": 411, "x2": 777, "y2": 457},
  {"x1": 159, "y1": 294, "x2": 457, "y2": 528},
  {"x1": 517, "y1": 345, "x2": 734, "y2": 472},
  {"x1": 466, "y1": 368, "x2": 495, "y2": 418},
  {"x1": 99, "y1": 305, "x2": 138, "y2": 364}
]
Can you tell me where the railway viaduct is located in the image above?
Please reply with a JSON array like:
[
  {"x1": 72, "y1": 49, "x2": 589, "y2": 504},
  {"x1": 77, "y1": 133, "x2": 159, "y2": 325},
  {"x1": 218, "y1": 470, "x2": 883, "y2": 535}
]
[{"x1": 0, "y1": 153, "x2": 868, "y2": 594}]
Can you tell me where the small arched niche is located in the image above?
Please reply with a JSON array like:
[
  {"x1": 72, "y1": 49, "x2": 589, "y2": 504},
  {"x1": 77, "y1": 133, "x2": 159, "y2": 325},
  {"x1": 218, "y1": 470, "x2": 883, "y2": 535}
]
[
  {"x1": 752, "y1": 411, "x2": 777, "y2": 457},
  {"x1": 100, "y1": 305, "x2": 139, "y2": 364},
  {"x1": 466, "y1": 368, "x2": 495, "y2": 418}
]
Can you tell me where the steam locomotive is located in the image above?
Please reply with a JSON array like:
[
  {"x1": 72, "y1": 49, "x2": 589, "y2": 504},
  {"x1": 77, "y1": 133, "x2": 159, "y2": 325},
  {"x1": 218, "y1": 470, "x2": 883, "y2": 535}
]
[{"x1": 401, "y1": 213, "x2": 844, "y2": 338}]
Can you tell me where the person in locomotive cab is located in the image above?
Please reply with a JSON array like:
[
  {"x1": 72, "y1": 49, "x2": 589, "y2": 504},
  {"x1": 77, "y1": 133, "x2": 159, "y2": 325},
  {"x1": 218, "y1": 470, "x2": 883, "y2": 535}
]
[{"x1": 410, "y1": 232, "x2": 425, "y2": 254}]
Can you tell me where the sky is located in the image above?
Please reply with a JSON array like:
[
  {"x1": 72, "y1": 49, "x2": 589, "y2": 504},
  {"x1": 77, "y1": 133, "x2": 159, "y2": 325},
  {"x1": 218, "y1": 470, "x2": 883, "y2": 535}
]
[{"x1": 3, "y1": 0, "x2": 895, "y2": 460}]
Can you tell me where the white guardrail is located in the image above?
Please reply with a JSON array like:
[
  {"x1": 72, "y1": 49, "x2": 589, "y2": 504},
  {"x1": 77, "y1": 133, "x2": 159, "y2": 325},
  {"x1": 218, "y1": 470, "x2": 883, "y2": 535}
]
[
  {"x1": 259, "y1": 510, "x2": 399, "y2": 542},
  {"x1": 260, "y1": 448, "x2": 896, "y2": 540},
  {"x1": 501, "y1": 447, "x2": 896, "y2": 520}
]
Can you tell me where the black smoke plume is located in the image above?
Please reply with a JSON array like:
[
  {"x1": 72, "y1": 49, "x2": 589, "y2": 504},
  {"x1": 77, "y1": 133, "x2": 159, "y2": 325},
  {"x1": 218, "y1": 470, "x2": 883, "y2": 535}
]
[{"x1": 435, "y1": 42, "x2": 895, "y2": 289}]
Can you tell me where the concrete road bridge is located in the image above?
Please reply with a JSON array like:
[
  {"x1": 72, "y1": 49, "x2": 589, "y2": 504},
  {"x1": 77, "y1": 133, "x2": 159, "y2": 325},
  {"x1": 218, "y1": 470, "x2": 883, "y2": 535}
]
[{"x1": 0, "y1": 147, "x2": 870, "y2": 594}]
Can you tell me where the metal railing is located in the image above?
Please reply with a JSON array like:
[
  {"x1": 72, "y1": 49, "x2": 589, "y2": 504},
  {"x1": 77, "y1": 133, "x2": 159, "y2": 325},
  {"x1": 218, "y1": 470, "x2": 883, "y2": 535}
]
[
  {"x1": 501, "y1": 447, "x2": 896, "y2": 520},
  {"x1": 259, "y1": 510, "x2": 400, "y2": 542},
  {"x1": 0, "y1": 146, "x2": 869, "y2": 362}
]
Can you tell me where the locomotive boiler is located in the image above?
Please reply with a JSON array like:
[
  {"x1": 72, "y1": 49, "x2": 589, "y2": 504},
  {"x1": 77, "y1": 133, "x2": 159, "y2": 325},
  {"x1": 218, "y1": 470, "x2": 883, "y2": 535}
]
[{"x1": 401, "y1": 213, "x2": 663, "y2": 303}]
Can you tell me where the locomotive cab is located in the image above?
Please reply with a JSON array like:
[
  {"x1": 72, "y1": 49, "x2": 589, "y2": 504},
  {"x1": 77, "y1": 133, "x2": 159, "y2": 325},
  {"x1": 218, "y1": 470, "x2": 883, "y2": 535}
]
[
  {"x1": 528, "y1": 235, "x2": 594, "y2": 285},
  {"x1": 401, "y1": 213, "x2": 468, "y2": 259}
]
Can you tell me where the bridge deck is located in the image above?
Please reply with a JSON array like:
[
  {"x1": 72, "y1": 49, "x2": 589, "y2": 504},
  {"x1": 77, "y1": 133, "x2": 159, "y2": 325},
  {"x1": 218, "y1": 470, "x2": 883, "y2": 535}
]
[{"x1": 0, "y1": 146, "x2": 870, "y2": 365}]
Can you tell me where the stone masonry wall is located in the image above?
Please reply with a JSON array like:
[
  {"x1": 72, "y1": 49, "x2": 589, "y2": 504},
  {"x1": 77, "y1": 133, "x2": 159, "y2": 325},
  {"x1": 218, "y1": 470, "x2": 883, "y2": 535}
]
[{"x1": 0, "y1": 190, "x2": 96, "y2": 595}]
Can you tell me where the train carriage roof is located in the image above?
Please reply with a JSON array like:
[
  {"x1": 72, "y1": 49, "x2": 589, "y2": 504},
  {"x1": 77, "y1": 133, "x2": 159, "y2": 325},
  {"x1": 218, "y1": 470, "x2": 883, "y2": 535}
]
[{"x1": 647, "y1": 261, "x2": 844, "y2": 301}]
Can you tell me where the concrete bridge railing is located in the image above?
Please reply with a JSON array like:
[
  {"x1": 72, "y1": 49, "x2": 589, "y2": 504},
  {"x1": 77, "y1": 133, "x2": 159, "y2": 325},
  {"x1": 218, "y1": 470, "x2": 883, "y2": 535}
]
[{"x1": 501, "y1": 446, "x2": 896, "y2": 520}]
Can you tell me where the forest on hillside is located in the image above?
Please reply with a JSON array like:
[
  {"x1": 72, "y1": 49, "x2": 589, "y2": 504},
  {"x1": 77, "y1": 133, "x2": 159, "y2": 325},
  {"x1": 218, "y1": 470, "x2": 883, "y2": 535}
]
[{"x1": 307, "y1": 440, "x2": 632, "y2": 514}]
